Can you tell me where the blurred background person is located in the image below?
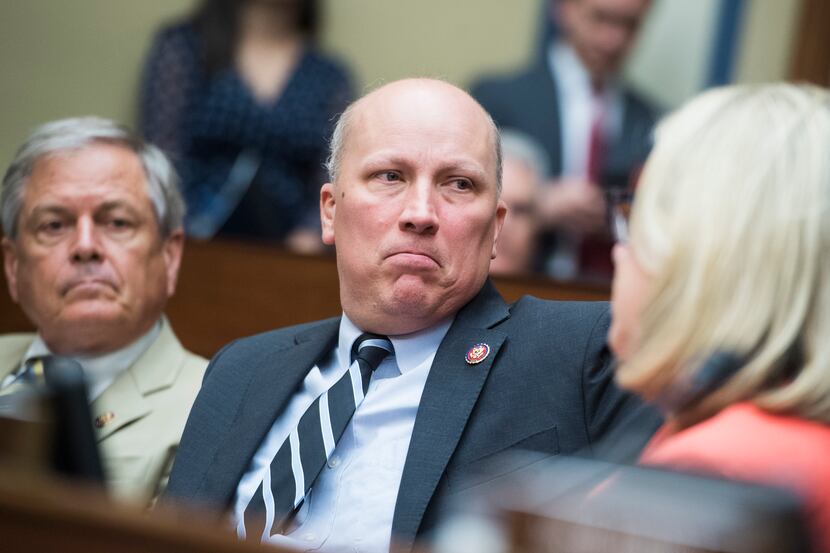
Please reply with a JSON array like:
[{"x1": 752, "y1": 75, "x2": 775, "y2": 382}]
[
  {"x1": 609, "y1": 84, "x2": 830, "y2": 552},
  {"x1": 490, "y1": 131, "x2": 548, "y2": 276},
  {"x1": 473, "y1": 0, "x2": 657, "y2": 281},
  {"x1": 139, "y1": 0, "x2": 353, "y2": 252},
  {"x1": 0, "y1": 117, "x2": 207, "y2": 506}
]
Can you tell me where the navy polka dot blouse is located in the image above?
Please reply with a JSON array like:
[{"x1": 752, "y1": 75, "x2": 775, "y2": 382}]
[{"x1": 139, "y1": 22, "x2": 354, "y2": 242}]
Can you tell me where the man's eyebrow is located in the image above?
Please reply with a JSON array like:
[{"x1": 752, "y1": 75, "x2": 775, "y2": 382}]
[
  {"x1": 360, "y1": 153, "x2": 416, "y2": 168},
  {"x1": 438, "y1": 161, "x2": 488, "y2": 179},
  {"x1": 96, "y1": 200, "x2": 141, "y2": 213},
  {"x1": 27, "y1": 200, "x2": 142, "y2": 219},
  {"x1": 361, "y1": 154, "x2": 489, "y2": 179},
  {"x1": 28, "y1": 204, "x2": 72, "y2": 218}
]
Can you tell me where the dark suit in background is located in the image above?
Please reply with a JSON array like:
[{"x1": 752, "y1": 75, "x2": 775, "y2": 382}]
[
  {"x1": 471, "y1": 0, "x2": 657, "y2": 279},
  {"x1": 472, "y1": 56, "x2": 658, "y2": 276},
  {"x1": 166, "y1": 281, "x2": 660, "y2": 550},
  {"x1": 472, "y1": 56, "x2": 657, "y2": 183}
]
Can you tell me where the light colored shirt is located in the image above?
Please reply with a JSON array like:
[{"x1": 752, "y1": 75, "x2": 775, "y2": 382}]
[
  {"x1": 233, "y1": 313, "x2": 453, "y2": 552},
  {"x1": 548, "y1": 41, "x2": 624, "y2": 179},
  {"x1": 1, "y1": 320, "x2": 162, "y2": 401}
]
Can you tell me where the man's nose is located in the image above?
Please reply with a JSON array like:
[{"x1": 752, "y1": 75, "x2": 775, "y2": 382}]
[
  {"x1": 600, "y1": 22, "x2": 633, "y2": 56},
  {"x1": 398, "y1": 180, "x2": 439, "y2": 235},
  {"x1": 70, "y1": 217, "x2": 103, "y2": 263}
]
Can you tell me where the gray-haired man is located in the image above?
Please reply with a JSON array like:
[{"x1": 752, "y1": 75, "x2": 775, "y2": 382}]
[{"x1": 0, "y1": 117, "x2": 206, "y2": 505}]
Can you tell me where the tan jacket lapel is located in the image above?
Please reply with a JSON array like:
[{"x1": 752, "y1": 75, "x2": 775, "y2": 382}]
[
  {"x1": 90, "y1": 319, "x2": 184, "y2": 440},
  {"x1": 0, "y1": 334, "x2": 36, "y2": 398},
  {"x1": 0, "y1": 334, "x2": 34, "y2": 378}
]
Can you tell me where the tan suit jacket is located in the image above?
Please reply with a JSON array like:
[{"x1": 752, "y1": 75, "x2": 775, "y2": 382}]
[{"x1": 0, "y1": 319, "x2": 207, "y2": 506}]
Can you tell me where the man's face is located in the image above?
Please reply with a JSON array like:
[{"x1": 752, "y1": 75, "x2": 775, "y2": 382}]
[
  {"x1": 2, "y1": 143, "x2": 183, "y2": 355},
  {"x1": 320, "y1": 80, "x2": 506, "y2": 336},
  {"x1": 559, "y1": 0, "x2": 650, "y2": 81},
  {"x1": 490, "y1": 157, "x2": 539, "y2": 276}
]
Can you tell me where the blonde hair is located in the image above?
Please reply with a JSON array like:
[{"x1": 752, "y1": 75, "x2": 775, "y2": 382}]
[{"x1": 616, "y1": 83, "x2": 830, "y2": 427}]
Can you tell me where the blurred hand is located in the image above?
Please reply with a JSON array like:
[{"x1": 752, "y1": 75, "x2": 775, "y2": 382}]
[{"x1": 538, "y1": 177, "x2": 607, "y2": 235}]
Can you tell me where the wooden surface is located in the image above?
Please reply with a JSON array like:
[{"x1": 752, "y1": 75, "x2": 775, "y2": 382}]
[
  {"x1": 0, "y1": 469, "x2": 279, "y2": 553},
  {"x1": 790, "y1": 0, "x2": 830, "y2": 86},
  {"x1": 0, "y1": 238, "x2": 609, "y2": 358}
]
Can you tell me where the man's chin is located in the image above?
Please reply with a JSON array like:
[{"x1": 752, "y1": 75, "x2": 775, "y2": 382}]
[
  {"x1": 43, "y1": 309, "x2": 131, "y2": 354},
  {"x1": 389, "y1": 275, "x2": 436, "y2": 304},
  {"x1": 383, "y1": 281, "x2": 453, "y2": 332},
  {"x1": 60, "y1": 301, "x2": 125, "y2": 325}
]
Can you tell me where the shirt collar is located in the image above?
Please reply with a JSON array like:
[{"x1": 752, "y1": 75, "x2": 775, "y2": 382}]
[
  {"x1": 550, "y1": 41, "x2": 594, "y2": 94},
  {"x1": 338, "y1": 313, "x2": 454, "y2": 375},
  {"x1": 21, "y1": 319, "x2": 163, "y2": 400},
  {"x1": 549, "y1": 40, "x2": 625, "y2": 144},
  {"x1": 549, "y1": 41, "x2": 622, "y2": 98}
]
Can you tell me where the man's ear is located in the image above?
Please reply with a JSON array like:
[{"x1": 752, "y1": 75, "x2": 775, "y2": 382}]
[
  {"x1": 491, "y1": 199, "x2": 508, "y2": 259},
  {"x1": 162, "y1": 229, "x2": 185, "y2": 297},
  {"x1": 320, "y1": 182, "x2": 336, "y2": 246},
  {"x1": 2, "y1": 237, "x2": 20, "y2": 303}
]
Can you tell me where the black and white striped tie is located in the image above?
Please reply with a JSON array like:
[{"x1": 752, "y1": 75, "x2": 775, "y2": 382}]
[{"x1": 243, "y1": 333, "x2": 394, "y2": 540}]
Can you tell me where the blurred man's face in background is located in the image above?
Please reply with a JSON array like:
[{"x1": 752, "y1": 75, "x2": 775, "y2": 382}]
[
  {"x1": 558, "y1": 0, "x2": 651, "y2": 83},
  {"x1": 490, "y1": 157, "x2": 539, "y2": 276}
]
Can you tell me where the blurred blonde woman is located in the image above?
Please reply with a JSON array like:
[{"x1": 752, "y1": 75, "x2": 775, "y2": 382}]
[{"x1": 608, "y1": 84, "x2": 830, "y2": 552}]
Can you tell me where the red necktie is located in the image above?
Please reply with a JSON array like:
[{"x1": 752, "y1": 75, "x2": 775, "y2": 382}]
[{"x1": 577, "y1": 92, "x2": 614, "y2": 280}]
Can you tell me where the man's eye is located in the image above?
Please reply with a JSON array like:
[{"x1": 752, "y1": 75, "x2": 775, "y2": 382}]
[
  {"x1": 450, "y1": 178, "x2": 474, "y2": 191},
  {"x1": 39, "y1": 220, "x2": 65, "y2": 234},
  {"x1": 376, "y1": 171, "x2": 402, "y2": 182},
  {"x1": 108, "y1": 218, "x2": 135, "y2": 230}
]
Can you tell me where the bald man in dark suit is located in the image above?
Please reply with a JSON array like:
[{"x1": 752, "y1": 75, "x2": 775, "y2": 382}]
[{"x1": 167, "y1": 78, "x2": 659, "y2": 553}]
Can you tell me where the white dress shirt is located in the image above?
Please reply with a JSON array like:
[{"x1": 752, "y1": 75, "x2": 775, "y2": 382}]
[
  {"x1": 549, "y1": 41, "x2": 624, "y2": 179},
  {"x1": 233, "y1": 313, "x2": 453, "y2": 552},
  {"x1": 1, "y1": 320, "x2": 162, "y2": 401}
]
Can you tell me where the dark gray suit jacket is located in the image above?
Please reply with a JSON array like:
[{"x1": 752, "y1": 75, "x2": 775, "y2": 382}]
[
  {"x1": 471, "y1": 55, "x2": 658, "y2": 182},
  {"x1": 166, "y1": 281, "x2": 660, "y2": 551}
]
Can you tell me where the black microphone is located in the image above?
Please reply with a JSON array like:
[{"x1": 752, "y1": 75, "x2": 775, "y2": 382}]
[{"x1": 42, "y1": 356, "x2": 105, "y2": 483}]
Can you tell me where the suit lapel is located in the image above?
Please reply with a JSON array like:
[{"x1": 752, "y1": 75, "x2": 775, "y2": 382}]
[
  {"x1": 0, "y1": 334, "x2": 34, "y2": 397},
  {"x1": 392, "y1": 281, "x2": 509, "y2": 547},
  {"x1": 531, "y1": 58, "x2": 564, "y2": 176},
  {"x1": 91, "y1": 320, "x2": 183, "y2": 440},
  {"x1": 91, "y1": 371, "x2": 151, "y2": 440},
  {"x1": 604, "y1": 90, "x2": 653, "y2": 181},
  {"x1": 197, "y1": 319, "x2": 340, "y2": 505}
]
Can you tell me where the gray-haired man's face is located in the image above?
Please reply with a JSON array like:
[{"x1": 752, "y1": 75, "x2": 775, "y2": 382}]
[
  {"x1": 559, "y1": 0, "x2": 650, "y2": 81},
  {"x1": 2, "y1": 143, "x2": 183, "y2": 355}
]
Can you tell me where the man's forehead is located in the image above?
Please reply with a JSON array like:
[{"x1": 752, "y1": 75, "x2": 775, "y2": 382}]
[
  {"x1": 28, "y1": 145, "x2": 145, "y2": 191},
  {"x1": 352, "y1": 79, "x2": 489, "y2": 125},
  {"x1": 342, "y1": 79, "x2": 498, "y2": 170},
  {"x1": 23, "y1": 145, "x2": 153, "y2": 212},
  {"x1": 34, "y1": 142, "x2": 139, "y2": 169}
]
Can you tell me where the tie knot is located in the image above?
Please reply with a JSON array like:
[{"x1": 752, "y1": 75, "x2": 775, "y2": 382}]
[
  {"x1": 22, "y1": 356, "x2": 51, "y2": 385},
  {"x1": 351, "y1": 333, "x2": 394, "y2": 373},
  {"x1": 24, "y1": 355, "x2": 84, "y2": 387}
]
